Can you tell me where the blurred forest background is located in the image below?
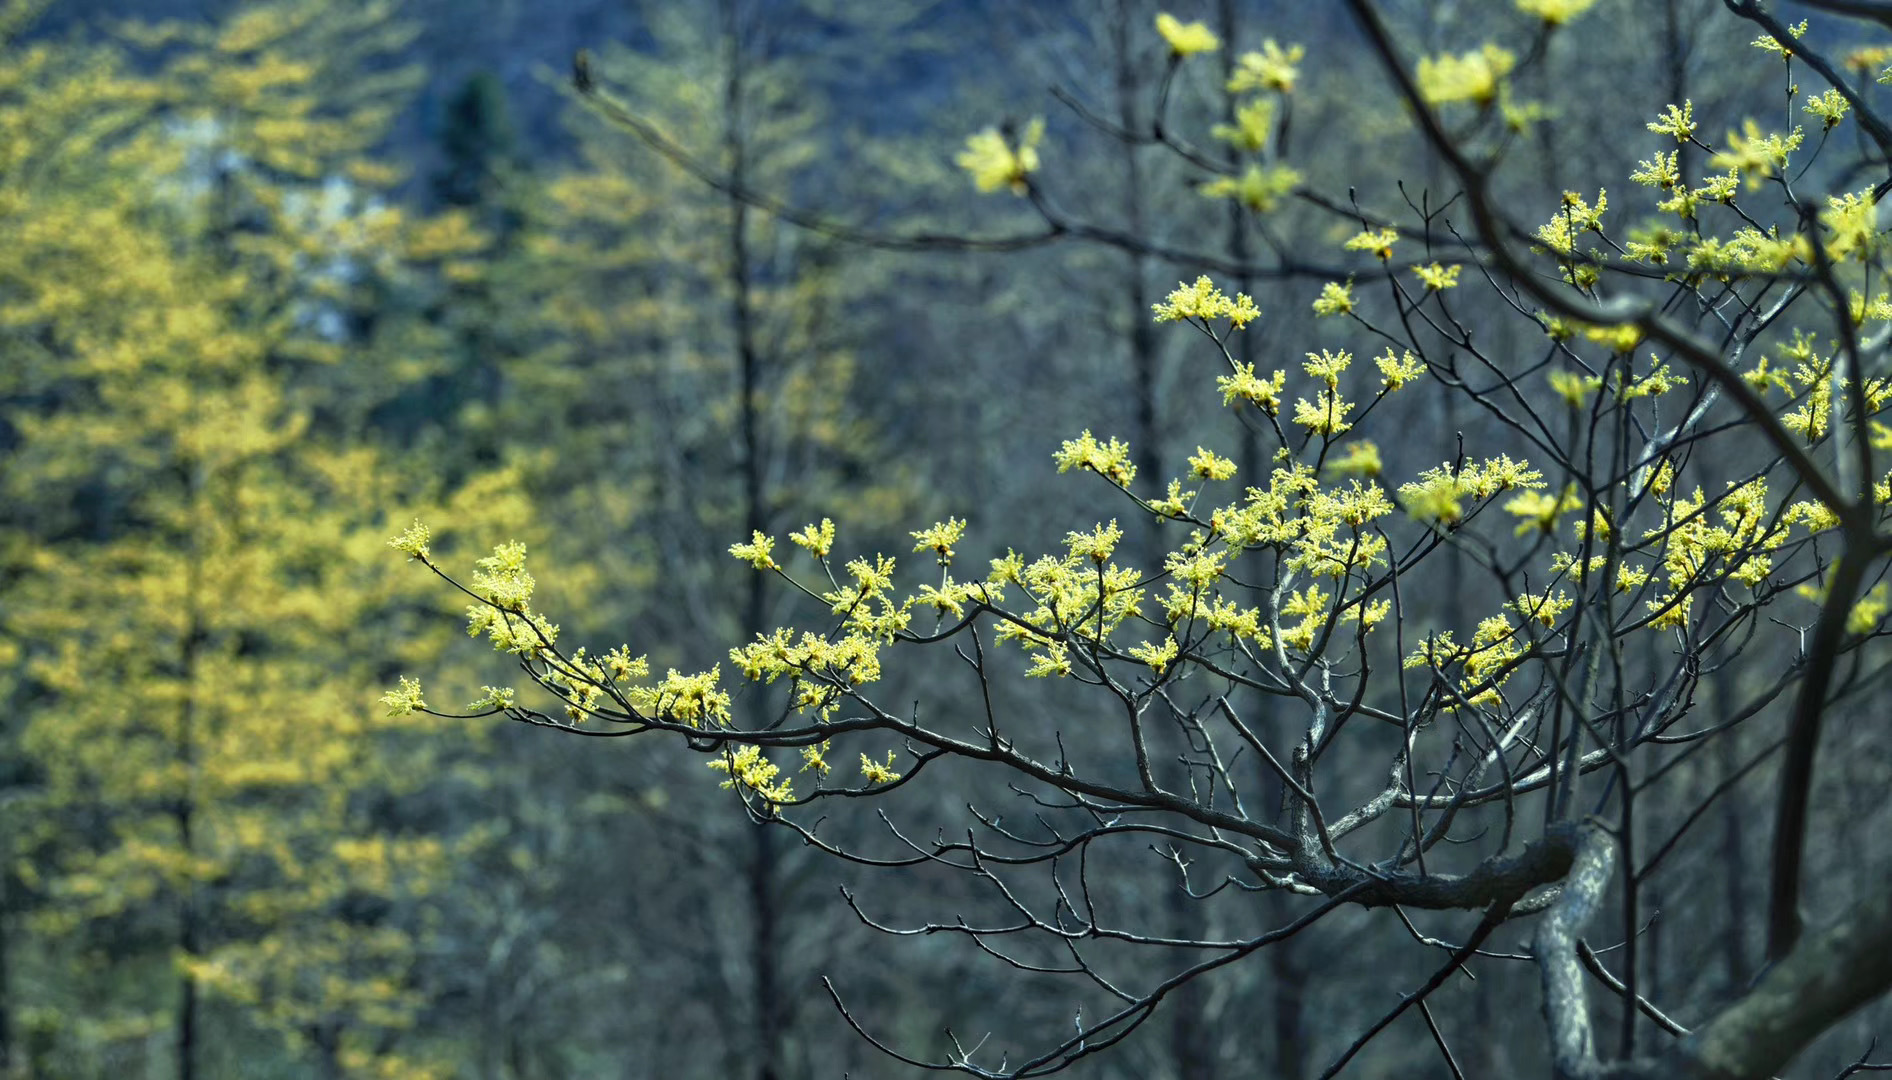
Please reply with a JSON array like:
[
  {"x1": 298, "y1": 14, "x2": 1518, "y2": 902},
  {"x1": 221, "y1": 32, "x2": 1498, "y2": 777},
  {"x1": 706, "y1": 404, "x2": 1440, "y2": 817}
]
[{"x1": 2, "y1": 0, "x2": 1890, "y2": 1078}]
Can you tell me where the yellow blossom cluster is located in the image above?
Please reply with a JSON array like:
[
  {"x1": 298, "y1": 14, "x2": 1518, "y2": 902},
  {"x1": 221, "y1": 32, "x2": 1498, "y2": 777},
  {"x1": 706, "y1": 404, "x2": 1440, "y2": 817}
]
[
  {"x1": 1151, "y1": 275, "x2": 1261, "y2": 328},
  {"x1": 1227, "y1": 40, "x2": 1304, "y2": 94},
  {"x1": 993, "y1": 539, "x2": 1145, "y2": 676},
  {"x1": 1217, "y1": 363, "x2": 1287, "y2": 412},
  {"x1": 1516, "y1": 0, "x2": 1599, "y2": 25},
  {"x1": 1056, "y1": 429, "x2": 1139, "y2": 486},
  {"x1": 1155, "y1": 13, "x2": 1219, "y2": 56},
  {"x1": 1344, "y1": 228, "x2": 1398, "y2": 261},
  {"x1": 462, "y1": 541, "x2": 561, "y2": 659},
  {"x1": 1326, "y1": 441, "x2": 1383, "y2": 478},
  {"x1": 1212, "y1": 99, "x2": 1276, "y2": 153},
  {"x1": 1398, "y1": 456, "x2": 1545, "y2": 525},
  {"x1": 1202, "y1": 163, "x2": 1303, "y2": 213},
  {"x1": 912, "y1": 517, "x2": 968, "y2": 564},
  {"x1": 1750, "y1": 19, "x2": 1808, "y2": 62},
  {"x1": 1535, "y1": 189, "x2": 1607, "y2": 257},
  {"x1": 956, "y1": 117, "x2": 1045, "y2": 195},
  {"x1": 1634, "y1": 478, "x2": 1783, "y2": 630},
  {"x1": 789, "y1": 517, "x2": 837, "y2": 558},
  {"x1": 1403, "y1": 612, "x2": 1528, "y2": 710},
  {"x1": 1413, "y1": 263, "x2": 1462, "y2": 290},
  {"x1": 709, "y1": 744, "x2": 794, "y2": 805},
  {"x1": 1312, "y1": 280, "x2": 1355, "y2": 317},
  {"x1": 859, "y1": 751, "x2": 903, "y2": 785},
  {"x1": 1416, "y1": 44, "x2": 1515, "y2": 106},
  {"x1": 1710, "y1": 119, "x2": 1804, "y2": 190},
  {"x1": 1505, "y1": 484, "x2": 1582, "y2": 536}
]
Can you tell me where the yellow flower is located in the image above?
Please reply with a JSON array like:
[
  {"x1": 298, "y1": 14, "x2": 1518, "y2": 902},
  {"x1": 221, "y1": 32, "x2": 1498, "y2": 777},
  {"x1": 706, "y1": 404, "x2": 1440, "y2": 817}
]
[
  {"x1": 1376, "y1": 349, "x2": 1425, "y2": 390},
  {"x1": 1416, "y1": 44, "x2": 1515, "y2": 107},
  {"x1": 1403, "y1": 631, "x2": 1463, "y2": 671},
  {"x1": 1512, "y1": 589, "x2": 1574, "y2": 628},
  {"x1": 1128, "y1": 636, "x2": 1181, "y2": 673},
  {"x1": 709, "y1": 744, "x2": 793, "y2": 804},
  {"x1": 473, "y1": 541, "x2": 538, "y2": 611},
  {"x1": 1822, "y1": 190, "x2": 1879, "y2": 262},
  {"x1": 1516, "y1": 0, "x2": 1598, "y2": 25},
  {"x1": 1710, "y1": 119, "x2": 1804, "y2": 190},
  {"x1": 1845, "y1": 45, "x2": 1892, "y2": 72},
  {"x1": 1549, "y1": 370, "x2": 1601, "y2": 407},
  {"x1": 1505, "y1": 484, "x2": 1581, "y2": 535},
  {"x1": 1647, "y1": 101, "x2": 1695, "y2": 142},
  {"x1": 729, "y1": 531, "x2": 777, "y2": 570},
  {"x1": 1312, "y1": 280, "x2": 1354, "y2": 317},
  {"x1": 1694, "y1": 170, "x2": 1740, "y2": 205},
  {"x1": 380, "y1": 676, "x2": 426, "y2": 718},
  {"x1": 1631, "y1": 151, "x2": 1681, "y2": 190},
  {"x1": 1324, "y1": 440, "x2": 1383, "y2": 479},
  {"x1": 1025, "y1": 643, "x2": 1074, "y2": 678},
  {"x1": 1156, "y1": 13, "x2": 1219, "y2": 56},
  {"x1": 387, "y1": 519, "x2": 431, "y2": 560},
  {"x1": 911, "y1": 517, "x2": 968, "y2": 564},
  {"x1": 1228, "y1": 39, "x2": 1305, "y2": 93},
  {"x1": 1216, "y1": 364, "x2": 1287, "y2": 413},
  {"x1": 860, "y1": 751, "x2": 903, "y2": 785},
  {"x1": 1303, "y1": 348, "x2": 1352, "y2": 387},
  {"x1": 955, "y1": 117, "x2": 1045, "y2": 195},
  {"x1": 1201, "y1": 163, "x2": 1302, "y2": 213},
  {"x1": 800, "y1": 741, "x2": 832, "y2": 776},
  {"x1": 1751, "y1": 19, "x2": 1808, "y2": 61},
  {"x1": 1056, "y1": 430, "x2": 1138, "y2": 486},
  {"x1": 1344, "y1": 227, "x2": 1398, "y2": 260},
  {"x1": 1647, "y1": 594, "x2": 1693, "y2": 632},
  {"x1": 1502, "y1": 96, "x2": 1548, "y2": 134},
  {"x1": 1412, "y1": 262, "x2": 1461, "y2": 290},
  {"x1": 1188, "y1": 446, "x2": 1237, "y2": 481},
  {"x1": 1400, "y1": 473, "x2": 1464, "y2": 524},
  {"x1": 1152, "y1": 275, "x2": 1260, "y2": 327},
  {"x1": 640, "y1": 667, "x2": 733, "y2": 728},
  {"x1": 1065, "y1": 520, "x2": 1123, "y2": 562},
  {"x1": 789, "y1": 518, "x2": 837, "y2": 558},
  {"x1": 1292, "y1": 391, "x2": 1354, "y2": 435},
  {"x1": 1804, "y1": 88, "x2": 1850, "y2": 130},
  {"x1": 1581, "y1": 322, "x2": 1643, "y2": 354},
  {"x1": 1851, "y1": 290, "x2": 1892, "y2": 325},
  {"x1": 1848, "y1": 584, "x2": 1890, "y2": 634},
  {"x1": 1535, "y1": 189, "x2": 1608, "y2": 255},
  {"x1": 1211, "y1": 98, "x2": 1275, "y2": 152},
  {"x1": 468, "y1": 685, "x2": 516, "y2": 711}
]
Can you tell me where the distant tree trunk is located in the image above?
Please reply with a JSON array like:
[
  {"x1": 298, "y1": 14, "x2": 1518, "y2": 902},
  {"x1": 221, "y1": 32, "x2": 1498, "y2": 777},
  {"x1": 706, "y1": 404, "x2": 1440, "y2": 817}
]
[
  {"x1": 311, "y1": 1023, "x2": 343, "y2": 1080},
  {"x1": 174, "y1": 463, "x2": 205, "y2": 1080},
  {"x1": 1661, "y1": 0, "x2": 1747, "y2": 1000},
  {"x1": 1239, "y1": 0, "x2": 1311, "y2": 1033},
  {"x1": 1217, "y1": 2, "x2": 1285, "y2": 1074},
  {"x1": 722, "y1": 2, "x2": 785, "y2": 1077},
  {"x1": 509, "y1": 1029, "x2": 529, "y2": 1080},
  {"x1": 1715, "y1": 670, "x2": 1752, "y2": 988},
  {"x1": 0, "y1": 854, "x2": 11, "y2": 1077},
  {"x1": 1663, "y1": 0, "x2": 1695, "y2": 182},
  {"x1": 1114, "y1": 0, "x2": 1160, "y2": 496},
  {"x1": 749, "y1": 825, "x2": 782, "y2": 1080},
  {"x1": 175, "y1": 809, "x2": 200, "y2": 1080},
  {"x1": 1265, "y1": 904, "x2": 1306, "y2": 1080},
  {"x1": 1648, "y1": 882, "x2": 1666, "y2": 1007},
  {"x1": 1110, "y1": 7, "x2": 1210, "y2": 1075}
]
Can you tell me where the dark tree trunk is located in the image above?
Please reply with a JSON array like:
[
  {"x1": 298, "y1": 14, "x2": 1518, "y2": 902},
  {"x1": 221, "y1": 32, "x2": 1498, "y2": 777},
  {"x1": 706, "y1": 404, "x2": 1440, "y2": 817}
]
[{"x1": 722, "y1": 2, "x2": 785, "y2": 1077}]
